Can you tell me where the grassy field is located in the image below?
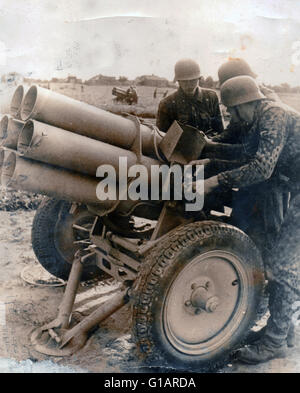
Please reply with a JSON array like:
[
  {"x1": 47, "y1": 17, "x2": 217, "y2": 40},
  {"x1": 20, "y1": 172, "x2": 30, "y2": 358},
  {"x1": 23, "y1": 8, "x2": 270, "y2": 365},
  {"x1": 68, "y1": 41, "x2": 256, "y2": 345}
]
[
  {"x1": 49, "y1": 83, "x2": 176, "y2": 118},
  {"x1": 49, "y1": 84, "x2": 300, "y2": 117}
]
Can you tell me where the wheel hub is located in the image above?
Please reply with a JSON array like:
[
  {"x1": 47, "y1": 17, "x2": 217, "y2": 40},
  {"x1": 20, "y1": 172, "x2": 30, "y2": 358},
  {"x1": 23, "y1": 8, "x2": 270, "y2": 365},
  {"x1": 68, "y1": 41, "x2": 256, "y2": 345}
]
[
  {"x1": 163, "y1": 250, "x2": 248, "y2": 355},
  {"x1": 185, "y1": 276, "x2": 220, "y2": 314}
]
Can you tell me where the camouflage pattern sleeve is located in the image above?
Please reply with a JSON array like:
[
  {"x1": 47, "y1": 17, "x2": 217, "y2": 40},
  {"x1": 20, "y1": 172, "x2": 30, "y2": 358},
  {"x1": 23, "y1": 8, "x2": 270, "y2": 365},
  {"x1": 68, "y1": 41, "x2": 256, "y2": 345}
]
[
  {"x1": 204, "y1": 158, "x2": 248, "y2": 178},
  {"x1": 218, "y1": 107, "x2": 288, "y2": 189}
]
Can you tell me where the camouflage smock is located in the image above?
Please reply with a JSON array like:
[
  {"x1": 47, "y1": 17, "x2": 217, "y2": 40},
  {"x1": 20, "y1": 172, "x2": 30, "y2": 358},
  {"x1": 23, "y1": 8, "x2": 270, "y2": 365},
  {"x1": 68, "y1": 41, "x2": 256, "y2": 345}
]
[
  {"x1": 216, "y1": 100, "x2": 300, "y2": 337},
  {"x1": 217, "y1": 100, "x2": 300, "y2": 192}
]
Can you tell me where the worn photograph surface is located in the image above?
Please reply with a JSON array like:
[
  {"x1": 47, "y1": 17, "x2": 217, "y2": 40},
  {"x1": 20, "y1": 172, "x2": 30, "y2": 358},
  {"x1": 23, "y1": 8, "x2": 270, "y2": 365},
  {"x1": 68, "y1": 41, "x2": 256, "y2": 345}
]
[{"x1": 0, "y1": 0, "x2": 299, "y2": 374}]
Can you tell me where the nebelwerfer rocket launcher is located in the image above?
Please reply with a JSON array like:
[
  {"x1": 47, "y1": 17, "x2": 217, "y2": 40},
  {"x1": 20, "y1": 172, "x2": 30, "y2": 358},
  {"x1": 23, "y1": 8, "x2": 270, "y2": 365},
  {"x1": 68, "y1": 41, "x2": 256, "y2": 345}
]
[
  {"x1": 0, "y1": 84, "x2": 264, "y2": 371},
  {"x1": 2, "y1": 85, "x2": 205, "y2": 213}
]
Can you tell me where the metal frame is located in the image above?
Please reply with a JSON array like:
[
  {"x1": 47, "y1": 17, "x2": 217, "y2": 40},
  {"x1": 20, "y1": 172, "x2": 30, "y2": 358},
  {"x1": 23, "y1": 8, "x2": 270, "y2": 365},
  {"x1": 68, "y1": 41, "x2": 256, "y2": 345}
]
[{"x1": 31, "y1": 250, "x2": 129, "y2": 356}]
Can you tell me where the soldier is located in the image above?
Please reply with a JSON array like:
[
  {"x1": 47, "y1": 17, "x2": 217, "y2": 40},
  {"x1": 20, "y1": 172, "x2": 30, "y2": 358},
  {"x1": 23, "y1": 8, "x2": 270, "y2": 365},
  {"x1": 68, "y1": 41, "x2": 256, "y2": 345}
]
[
  {"x1": 210, "y1": 58, "x2": 283, "y2": 145},
  {"x1": 126, "y1": 85, "x2": 138, "y2": 105},
  {"x1": 201, "y1": 75, "x2": 300, "y2": 364},
  {"x1": 156, "y1": 59, "x2": 224, "y2": 136},
  {"x1": 218, "y1": 58, "x2": 280, "y2": 102},
  {"x1": 203, "y1": 58, "x2": 290, "y2": 258}
]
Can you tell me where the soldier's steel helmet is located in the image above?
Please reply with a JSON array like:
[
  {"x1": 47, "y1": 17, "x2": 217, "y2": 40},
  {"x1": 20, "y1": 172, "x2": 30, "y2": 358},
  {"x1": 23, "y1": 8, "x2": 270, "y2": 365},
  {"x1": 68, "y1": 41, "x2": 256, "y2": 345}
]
[
  {"x1": 218, "y1": 58, "x2": 257, "y2": 86},
  {"x1": 221, "y1": 75, "x2": 266, "y2": 107},
  {"x1": 174, "y1": 59, "x2": 201, "y2": 81}
]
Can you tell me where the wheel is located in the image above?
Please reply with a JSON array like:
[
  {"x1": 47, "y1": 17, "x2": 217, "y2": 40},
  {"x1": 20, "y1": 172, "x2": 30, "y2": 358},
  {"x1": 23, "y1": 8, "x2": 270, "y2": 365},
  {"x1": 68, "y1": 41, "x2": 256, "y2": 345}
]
[
  {"x1": 132, "y1": 221, "x2": 265, "y2": 370},
  {"x1": 31, "y1": 197, "x2": 103, "y2": 281}
]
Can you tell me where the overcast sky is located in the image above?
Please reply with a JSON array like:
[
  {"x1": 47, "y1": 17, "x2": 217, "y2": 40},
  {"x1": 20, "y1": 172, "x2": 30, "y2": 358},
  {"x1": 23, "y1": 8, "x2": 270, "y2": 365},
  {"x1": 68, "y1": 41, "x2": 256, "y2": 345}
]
[{"x1": 0, "y1": 0, "x2": 300, "y2": 85}]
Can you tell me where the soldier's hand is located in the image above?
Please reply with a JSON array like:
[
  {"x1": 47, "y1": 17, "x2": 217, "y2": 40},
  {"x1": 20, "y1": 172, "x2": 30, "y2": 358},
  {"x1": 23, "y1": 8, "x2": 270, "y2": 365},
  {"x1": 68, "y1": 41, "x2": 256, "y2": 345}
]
[
  {"x1": 188, "y1": 158, "x2": 211, "y2": 167},
  {"x1": 203, "y1": 136, "x2": 218, "y2": 152},
  {"x1": 192, "y1": 175, "x2": 219, "y2": 196},
  {"x1": 204, "y1": 176, "x2": 219, "y2": 195},
  {"x1": 204, "y1": 134, "x2": 216, "y2": 144}
]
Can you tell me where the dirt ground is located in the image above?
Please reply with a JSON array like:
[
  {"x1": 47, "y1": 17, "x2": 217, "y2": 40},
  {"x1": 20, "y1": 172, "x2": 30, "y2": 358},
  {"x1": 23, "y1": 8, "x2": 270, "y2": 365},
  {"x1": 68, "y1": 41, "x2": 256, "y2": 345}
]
[{"x1": 0, "y1": 209, "x2": 299, "y2": 374}]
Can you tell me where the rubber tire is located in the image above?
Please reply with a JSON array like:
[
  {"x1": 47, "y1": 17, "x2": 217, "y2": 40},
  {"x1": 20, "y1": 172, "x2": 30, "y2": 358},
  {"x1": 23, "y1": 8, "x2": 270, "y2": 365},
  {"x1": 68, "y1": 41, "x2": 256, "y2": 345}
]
[
  {"x1": 31, "y1": 197, "x2": 102, "y2": 281},
  {"x1": 132, "y1": 221, "x2": 265, "y2": 371}
]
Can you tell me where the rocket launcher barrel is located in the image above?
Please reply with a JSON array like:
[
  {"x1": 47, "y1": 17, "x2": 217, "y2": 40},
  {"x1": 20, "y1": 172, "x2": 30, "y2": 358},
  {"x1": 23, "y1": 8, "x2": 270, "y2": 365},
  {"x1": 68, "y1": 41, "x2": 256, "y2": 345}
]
[
  {"x1": 0, "y1": 150, "x2": 162, "y2": 219},
  {"x1": 0, "y1": 148, "x2": 4, "y2": 181},
  {"x1": 1, "y1": 150, "x2": 116, "y2": 207},
  {"x1": 10, "y1": 85, "x2": 27, "y2": 120},
  {"x1": 0, "y1": 115, "x2": 24, "y2": 149},
  {"x1": 17, "y1": 120, "x2": 161, "y2": 178},
  {"x1": 20, "y1": 85, "x2": 164, "y2": 158}
]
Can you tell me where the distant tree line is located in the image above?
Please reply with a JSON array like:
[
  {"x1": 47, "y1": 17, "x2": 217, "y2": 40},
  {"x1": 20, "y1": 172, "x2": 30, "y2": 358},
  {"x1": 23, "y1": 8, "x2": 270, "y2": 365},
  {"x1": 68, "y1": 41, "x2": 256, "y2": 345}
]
[
  {"x1": 265, "y1": 83, "x2": 300, "y2": 94},
  {"x1": 4, "y1": 72, "x2": 299, "y2": 94}
]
